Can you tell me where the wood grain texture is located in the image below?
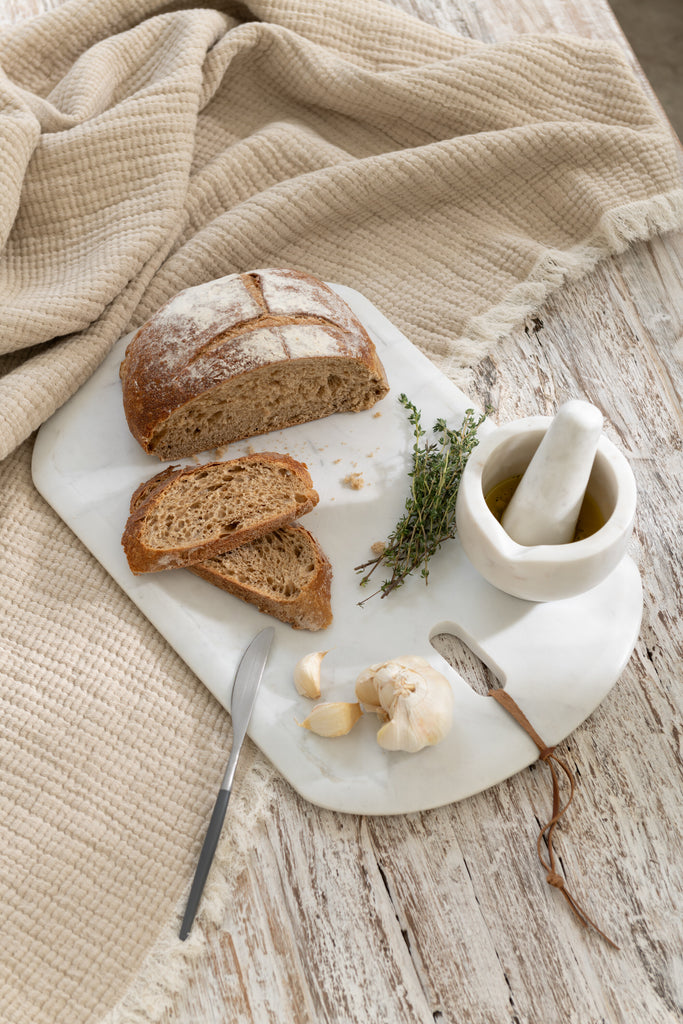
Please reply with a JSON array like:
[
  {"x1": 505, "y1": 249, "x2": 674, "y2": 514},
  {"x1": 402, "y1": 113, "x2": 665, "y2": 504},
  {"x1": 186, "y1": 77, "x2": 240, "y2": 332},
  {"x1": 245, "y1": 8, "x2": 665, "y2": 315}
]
[{"x1": 4, "y1": 1, "x2": 682, "y2": 1022}]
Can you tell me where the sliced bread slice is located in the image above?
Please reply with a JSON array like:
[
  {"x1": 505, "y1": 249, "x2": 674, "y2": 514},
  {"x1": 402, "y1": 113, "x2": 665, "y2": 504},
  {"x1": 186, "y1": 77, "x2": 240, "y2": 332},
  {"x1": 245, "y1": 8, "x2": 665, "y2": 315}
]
[
  {"x1": 122, "y1": 452, "x2": 318, "y2": 574},
  {"x1": 189, "y1": 523, "x2": 333, "y2": 631}
]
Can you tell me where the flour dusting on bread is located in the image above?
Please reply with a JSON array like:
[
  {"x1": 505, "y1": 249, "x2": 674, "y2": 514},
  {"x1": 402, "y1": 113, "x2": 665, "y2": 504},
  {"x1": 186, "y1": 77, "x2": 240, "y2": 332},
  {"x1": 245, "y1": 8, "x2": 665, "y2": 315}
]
[{"x1": 120, "y1": 268, "x2": 389, "y2": 460}]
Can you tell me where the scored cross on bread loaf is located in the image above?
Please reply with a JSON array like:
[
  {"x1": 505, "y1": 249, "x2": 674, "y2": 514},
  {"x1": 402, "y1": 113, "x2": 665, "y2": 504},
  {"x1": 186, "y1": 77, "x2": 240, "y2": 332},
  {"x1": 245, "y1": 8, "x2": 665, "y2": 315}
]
[
  {"x1": 122, "y1": 452, "x2": 319, "y2": 574},
  {"x1": 120, "y1": 267, "x2": 389, "y2": 459}
]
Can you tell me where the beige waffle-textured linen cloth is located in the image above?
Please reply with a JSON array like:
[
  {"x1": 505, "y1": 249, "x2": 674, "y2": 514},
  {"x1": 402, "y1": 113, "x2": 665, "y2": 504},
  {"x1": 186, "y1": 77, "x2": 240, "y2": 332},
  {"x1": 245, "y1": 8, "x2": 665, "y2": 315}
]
[{"x1": 1, "y1": 1, "x2": 683, "y2": 1021}]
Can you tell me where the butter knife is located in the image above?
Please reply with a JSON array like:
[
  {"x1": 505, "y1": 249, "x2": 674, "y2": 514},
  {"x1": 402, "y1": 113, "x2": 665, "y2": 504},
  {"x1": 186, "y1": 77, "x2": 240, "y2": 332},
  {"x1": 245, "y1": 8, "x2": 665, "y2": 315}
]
[{"x1": 179, "y1": 625, "x2": 274, "y2": 940}]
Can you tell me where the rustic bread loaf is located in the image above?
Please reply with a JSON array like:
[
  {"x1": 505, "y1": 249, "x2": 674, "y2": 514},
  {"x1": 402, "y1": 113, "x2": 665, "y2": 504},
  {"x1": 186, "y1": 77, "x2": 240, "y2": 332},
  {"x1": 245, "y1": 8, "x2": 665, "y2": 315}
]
[
  {"x1": 189, "y1": 524, "x2": 333, "y2": 631},
  {"x1": 120, "y1": 268, "x2": 389, "y2": 459},
  {"x1": 122, "y1": 452, "x2": 318, "y2": 574}
]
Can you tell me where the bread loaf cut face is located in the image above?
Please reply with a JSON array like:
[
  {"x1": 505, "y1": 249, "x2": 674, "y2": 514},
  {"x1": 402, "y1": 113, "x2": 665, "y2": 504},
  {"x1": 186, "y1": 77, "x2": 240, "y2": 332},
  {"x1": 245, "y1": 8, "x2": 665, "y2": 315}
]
[
  {"x1": 122, "y1": 453, "x2": 318, "y2": 574},
  {"x1": 120, "y1": 268, "x2": 389, "y2": 459},
  {"x1": 189, "y1": 524, "x2": 333, "y2": 631}
]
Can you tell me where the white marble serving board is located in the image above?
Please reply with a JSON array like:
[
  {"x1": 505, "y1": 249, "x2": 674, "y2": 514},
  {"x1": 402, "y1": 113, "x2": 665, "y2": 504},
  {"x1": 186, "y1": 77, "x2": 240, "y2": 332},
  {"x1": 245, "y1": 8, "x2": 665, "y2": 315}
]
[{"x1": 32, "y1": 285, "x2": 643, "y2": 815}]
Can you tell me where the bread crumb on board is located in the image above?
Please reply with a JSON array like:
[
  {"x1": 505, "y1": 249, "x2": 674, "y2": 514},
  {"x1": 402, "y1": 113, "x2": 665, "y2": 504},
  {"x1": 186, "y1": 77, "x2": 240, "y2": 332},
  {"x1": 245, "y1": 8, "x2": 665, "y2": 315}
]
[
  {"x1": 342, "y1": 472, "x2": 365, "y2": 490},
  {"x1": 373, "y1": 411, "x2": 382, "y2": 418}
]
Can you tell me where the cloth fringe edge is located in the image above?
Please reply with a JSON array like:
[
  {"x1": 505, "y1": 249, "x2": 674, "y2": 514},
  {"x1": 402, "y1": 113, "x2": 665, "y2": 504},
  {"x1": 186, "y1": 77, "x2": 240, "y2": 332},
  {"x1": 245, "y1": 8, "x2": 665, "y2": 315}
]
[
  {"x1": 442, "y1": 187, "x2": 683, "y2": 388},
  {"x1": 98, "y1": 753, "x2": 275, "y2": 1024},
  {"x1": 97, "y1": 837, "x2": 241, "y2": 1024}
]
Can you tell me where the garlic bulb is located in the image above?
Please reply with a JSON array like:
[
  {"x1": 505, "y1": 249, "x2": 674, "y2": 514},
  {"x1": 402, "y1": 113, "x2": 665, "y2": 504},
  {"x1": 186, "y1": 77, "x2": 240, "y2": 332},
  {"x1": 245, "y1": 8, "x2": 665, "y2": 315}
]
[
  {"x1": 301, "y1": 702, "x2": 363, "y2": 737},
  {"x1": 355, "y1": 656, "x2": 453, "y2": 753},
  {"x1": 293, "y1": 650, "x2": 328, "y2": 699}
]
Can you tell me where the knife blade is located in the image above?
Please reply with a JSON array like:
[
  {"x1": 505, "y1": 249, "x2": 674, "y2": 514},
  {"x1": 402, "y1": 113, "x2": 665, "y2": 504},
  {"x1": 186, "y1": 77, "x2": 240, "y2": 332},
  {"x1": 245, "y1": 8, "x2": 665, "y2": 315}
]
[{"x1": 179, "y1": 625, "x2": 274, "y2": 941}]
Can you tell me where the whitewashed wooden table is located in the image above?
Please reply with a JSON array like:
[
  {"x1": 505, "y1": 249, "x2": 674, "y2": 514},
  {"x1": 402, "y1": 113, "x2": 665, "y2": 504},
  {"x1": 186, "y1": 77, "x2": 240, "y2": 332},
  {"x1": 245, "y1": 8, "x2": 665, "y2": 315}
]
[{"x1": 7, "y1": 1, "x2": 683, "y2": 1021}]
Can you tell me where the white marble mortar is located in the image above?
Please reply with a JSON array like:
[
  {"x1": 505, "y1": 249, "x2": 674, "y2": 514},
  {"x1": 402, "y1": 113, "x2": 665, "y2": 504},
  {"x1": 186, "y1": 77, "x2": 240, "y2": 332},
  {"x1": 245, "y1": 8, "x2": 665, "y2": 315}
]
[{"x1": 455, "y1": 415, "x2": 637, "y2": 602}]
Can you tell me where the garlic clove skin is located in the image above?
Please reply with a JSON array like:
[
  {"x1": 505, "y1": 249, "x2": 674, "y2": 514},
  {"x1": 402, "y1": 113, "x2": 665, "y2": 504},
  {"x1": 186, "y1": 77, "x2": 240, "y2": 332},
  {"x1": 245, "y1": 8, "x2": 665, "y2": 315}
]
[
  {"x1": 376, "y1": 695, "x2": 450, "y2": 752},
  {"x1": 355, "y1": 656, "x2": 453, "y2": 753},
  {"x1": 376, "y1": 700, "x2": 424, "y2": 753},
  {"x1": 355, "y1": 669, "x2": 383, "y2": 712},
  {"x1": 293, "y1": 650, "x2": 328, "y2": 699},
  {"x1": 300, "y1": 701, "x2": 363, "y2": 737}
]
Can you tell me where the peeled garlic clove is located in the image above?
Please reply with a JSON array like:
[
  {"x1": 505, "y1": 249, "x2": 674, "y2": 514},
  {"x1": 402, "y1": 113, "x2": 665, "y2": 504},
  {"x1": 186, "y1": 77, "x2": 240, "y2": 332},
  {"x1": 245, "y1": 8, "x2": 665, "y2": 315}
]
[
  {"x1": 293, "y1": 650, "x2": 328, "y2": 699},
  {"x1": 300, "y1": 702, "x2": 363, "y2": 737}
]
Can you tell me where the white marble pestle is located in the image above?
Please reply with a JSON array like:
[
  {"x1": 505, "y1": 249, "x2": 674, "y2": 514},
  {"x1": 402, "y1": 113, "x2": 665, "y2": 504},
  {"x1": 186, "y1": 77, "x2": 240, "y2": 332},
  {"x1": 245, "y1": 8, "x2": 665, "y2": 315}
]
[
  {"x1": 455, "y1": 405, "x2": 638, "y2": 602},
  {"x1": 501, "y1": 400, "x2": 603, "y2": 546}
]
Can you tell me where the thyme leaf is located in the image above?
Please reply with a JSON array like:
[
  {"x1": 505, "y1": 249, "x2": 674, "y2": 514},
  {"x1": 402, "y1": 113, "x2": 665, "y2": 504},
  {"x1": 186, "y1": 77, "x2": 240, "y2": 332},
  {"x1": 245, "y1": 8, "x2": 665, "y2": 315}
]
[{"x1": 355, "y1": 393, "x2": 486, "y2": 604}]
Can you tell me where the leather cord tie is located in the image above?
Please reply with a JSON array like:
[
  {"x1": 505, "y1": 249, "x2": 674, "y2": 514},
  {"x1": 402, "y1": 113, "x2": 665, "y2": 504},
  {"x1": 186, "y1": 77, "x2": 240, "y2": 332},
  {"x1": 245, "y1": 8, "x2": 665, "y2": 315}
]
[{"x1": 488, "y1": 688, "x2": 619, "y2": 950}]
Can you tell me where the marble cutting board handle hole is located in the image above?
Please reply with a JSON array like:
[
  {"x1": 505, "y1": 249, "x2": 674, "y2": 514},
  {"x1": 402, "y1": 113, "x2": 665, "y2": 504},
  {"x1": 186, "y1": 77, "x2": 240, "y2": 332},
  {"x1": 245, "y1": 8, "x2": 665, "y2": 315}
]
[{"x1": 430, "y1": 630, "x2": 503, "y2": 697}]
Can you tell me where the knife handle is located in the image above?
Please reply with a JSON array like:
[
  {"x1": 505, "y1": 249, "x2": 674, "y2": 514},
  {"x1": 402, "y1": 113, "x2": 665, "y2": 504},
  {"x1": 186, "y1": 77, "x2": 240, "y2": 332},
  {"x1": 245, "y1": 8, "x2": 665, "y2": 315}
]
[{"x1": 179, "y1": 786, "x2": 231, "y2": 941}]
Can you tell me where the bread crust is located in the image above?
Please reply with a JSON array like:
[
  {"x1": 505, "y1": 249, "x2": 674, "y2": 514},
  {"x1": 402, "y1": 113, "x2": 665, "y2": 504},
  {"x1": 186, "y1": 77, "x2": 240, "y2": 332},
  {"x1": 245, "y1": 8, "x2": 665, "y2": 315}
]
[
  {"x1": 189, "y1": 524, "x2": 333, "y2": 631},
  {"x1": 120, "y1": 268, "x2": 389, "y2": 458},
  {"x1": 122, "y1": 452, "x2": 318, "y2": 574}
]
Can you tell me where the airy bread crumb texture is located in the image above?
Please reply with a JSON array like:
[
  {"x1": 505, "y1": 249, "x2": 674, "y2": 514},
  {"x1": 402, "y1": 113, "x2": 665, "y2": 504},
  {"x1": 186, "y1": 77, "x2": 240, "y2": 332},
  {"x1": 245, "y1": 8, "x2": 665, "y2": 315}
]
[
  {"x1": 203, "y1": 529, "x2": 316, "y2": 595},
  {"x1": 190, "y1": 524, "x2": 333, "y2": 631},
  {"x1": 122, "y1": 453, "x2": 318, "y2": 574},
  {"x1": 141, "y1": 460, "x2": 311, "y2": 548},
  {"x1": 152, "y1": 358, "x2": 383, "y2": 460}
]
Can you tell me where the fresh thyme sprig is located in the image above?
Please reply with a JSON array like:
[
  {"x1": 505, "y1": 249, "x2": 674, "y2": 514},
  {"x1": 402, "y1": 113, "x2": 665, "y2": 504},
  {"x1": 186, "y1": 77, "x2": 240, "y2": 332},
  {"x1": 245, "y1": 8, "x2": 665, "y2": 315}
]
[{"x1": 355, "y1": 394, "x2": 486, "y2": 604}]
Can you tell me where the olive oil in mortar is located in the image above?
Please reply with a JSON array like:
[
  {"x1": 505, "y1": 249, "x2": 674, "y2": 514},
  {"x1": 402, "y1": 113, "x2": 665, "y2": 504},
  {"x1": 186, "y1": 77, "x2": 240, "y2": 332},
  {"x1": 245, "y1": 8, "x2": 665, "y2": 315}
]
[{"x1": 485, "y1": 475, "x2": 605, "y2": 542}]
